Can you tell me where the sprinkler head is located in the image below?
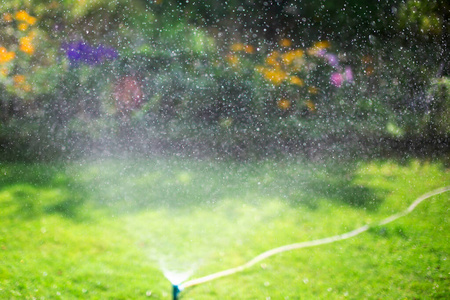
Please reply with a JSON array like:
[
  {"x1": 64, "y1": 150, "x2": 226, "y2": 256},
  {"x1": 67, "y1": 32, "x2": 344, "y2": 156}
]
[{"x1": 172, "y1": 284, "x2": 182, "y2": 300}]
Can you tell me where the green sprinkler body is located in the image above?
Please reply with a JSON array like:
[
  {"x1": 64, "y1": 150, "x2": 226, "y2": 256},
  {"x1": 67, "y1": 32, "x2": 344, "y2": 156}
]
[{"x1": 173, "y1": 284, "x2": 181, "y2": 300}]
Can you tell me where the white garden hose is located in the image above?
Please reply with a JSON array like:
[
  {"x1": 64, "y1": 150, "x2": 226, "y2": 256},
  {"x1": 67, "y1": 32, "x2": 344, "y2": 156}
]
[{"x1": 180, "y1": 186, "x2": 450, "y2": 289}]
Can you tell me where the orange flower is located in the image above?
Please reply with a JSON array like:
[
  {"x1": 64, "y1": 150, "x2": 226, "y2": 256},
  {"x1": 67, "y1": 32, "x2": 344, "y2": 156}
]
[
  {"x1": 244, "y1": 45, "x2": 255, "y2": 54},
  {"x1": 13, "y1": 74, "x2": 26, "y2": 85},
  {"x1": 307, "y1": 41, "x2": 330, "y2": 56},
  {"x1": 0, "y1": 47, "x2": 15, "y2": 63},
  {"x1": 18, "y1": 23, "x2": 29, "y2": 31},
  {"x1": 313, "y1": 41, "x2": 330, "y2": 49},
  {"x1": 3, "y1": 13, "x2": 13, "y2": 23},
  {"x1": 290, "y1": 76, "x2": 304, "y2": 86},
  {"x1": 294, "y1": 49, "x2": 304, "y2": 57},
  {"x1": 282, "y1": 51, "x2": 297, "y2": 65},
  {"x1": 226, "y1": 54, "x2": 239, "y2": 66},
  {"x1": 265, "y1": 51, "x2": 280, "y2": 67},
  {"x1": 277, "y1": 99, "x2": 291, "y2": 110},
  {"x1": 365, "y1": 66, "x2": 374, "y2": 76},
  {"x1": 15, "y1": 10, "x2": 29, "y2": 21},
  {"x1": 13, "y1": 74, "x2": 31, "y2": 91},
  {"x1": 15, "y1": 10, "x2": 37, "y2": 25},
  {"x1": 362, "y1": 55, "x2": 373, "y2": 64},
  {"x1": 27, "y1": 15, "x2": 37, "y2": 25},
  {"x1": 280, "y1": 38, "x2": 292, "y2": 47},
  {"x1": 19, "y1": 36, "x2": 34, "y2": 54},
  {"x1": 263, "y1": 69, "x2": 287, "y2": 85}
]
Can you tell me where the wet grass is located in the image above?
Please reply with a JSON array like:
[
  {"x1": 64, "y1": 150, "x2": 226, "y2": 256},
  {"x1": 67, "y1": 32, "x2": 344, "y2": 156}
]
[{"x1": 0, "y1": 157, "x2": 448, "y2": 299}]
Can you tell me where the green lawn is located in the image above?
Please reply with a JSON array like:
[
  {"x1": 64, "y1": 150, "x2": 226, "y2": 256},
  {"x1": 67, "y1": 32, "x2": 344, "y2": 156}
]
[{"x1": 0, "y1": 157, "x2": 449, "y2": 299}]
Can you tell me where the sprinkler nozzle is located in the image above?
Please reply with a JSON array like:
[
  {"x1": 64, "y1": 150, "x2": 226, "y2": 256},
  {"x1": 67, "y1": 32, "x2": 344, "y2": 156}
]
[{"x1": 172, "y1": 284, "x2": 182, "y2": 300}]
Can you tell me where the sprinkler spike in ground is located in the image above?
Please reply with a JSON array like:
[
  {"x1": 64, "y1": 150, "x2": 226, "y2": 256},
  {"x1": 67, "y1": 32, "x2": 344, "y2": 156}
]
[{"x1": 173, "y1": 284, "x2": 182, "y2": 300}]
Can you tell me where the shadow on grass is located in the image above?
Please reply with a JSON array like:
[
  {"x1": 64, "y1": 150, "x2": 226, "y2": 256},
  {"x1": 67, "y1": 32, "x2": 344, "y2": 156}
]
[
  {"x1": 71, "y1": 157, "x2": 388, "y2": 214},
  {"x1": 0, "y1": 156, "x2": 399, "y2": 220},
  {"x1": 284, "y1": 163, "x2": 388, "y2": 211},
  {"x1": 0, "y1": 163, "x2": 88, "y2": 220},
  {"x1": 303, "y1": 176, "x2": 386, "y2": 211}
]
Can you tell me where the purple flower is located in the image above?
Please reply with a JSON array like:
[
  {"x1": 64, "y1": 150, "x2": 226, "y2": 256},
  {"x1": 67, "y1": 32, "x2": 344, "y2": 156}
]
[
  {"x1": 325, "y1": 54, "x2": 339, "y2": 67},
  {"x1": 96, "y1": 45, "x2": 118, "y2": 60},
  {"x1": 345, "y1": 66, "x2": 353, "y2": 82},
  {"x1": 330, "y1": 72, "x2": 344, "y2": 87},
  {"x1": 315, "y1": 49, "x2": 326, "y2": 57},
  {"x1": 61, "y1": 41, "x2": 118, "y2": 66}
]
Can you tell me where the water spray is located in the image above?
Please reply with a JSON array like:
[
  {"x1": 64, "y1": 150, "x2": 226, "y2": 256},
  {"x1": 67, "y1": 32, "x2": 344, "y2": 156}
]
[{"x1": 169, "y1": 186, "x2": 449, "y2": 299}]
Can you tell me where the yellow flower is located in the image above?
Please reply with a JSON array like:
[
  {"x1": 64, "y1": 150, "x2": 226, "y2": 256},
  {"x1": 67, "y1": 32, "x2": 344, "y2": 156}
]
[
  {"x1": 290, "y1": 76, "x2": 304, "y2": 86},
  {"x1": 277, "y1": 99, "x2": 291, "y2": 110},
  {"x1": 280, "y1": 38, "x2": 292, "y2": 47},
  {"x1": 27, "y1": 15, "x2": 37, "y2": 25},
  {"x1": 265, "y1": 51, "x2": 280, "y2": 67},
  {"x1": 15, "y1": 10, "x2": 29, "y2": 21},
  {"x1": 1, "y1": 67, "x2": 9, "y2": 76},
  {"x1": 19, "y1": 36, "x2": 34, "y2": 54},
  {"x1": 307, "y1": 41, "x2": 331, "y2": 56},
  {"x1": 314, "y1": 41, "x2": 330, "y2": 49},
  {"x1": 308, "y1": 86, "x2": 318, "y2": 94},
  {"x1": 263, "y1": 69, "x2": 287, "y2": 85},
  {"x1": 305, "y1": 100, "x2": 316, "y2": 112},
  {"x1": 294, "y1": 49, "x2": 304, "y2": 57},
  {"x1": 18, "y1": 23, "x2": 29, "y2": 31},
  {"x1": 281, "y1": 51, "x2": 297, "y2": 65},
  {"x1": 15, "y1": 10, "x2": 37, "y2": 25},
  {"x1": 307, "y1": 48, "x2": 319, "y2": 56},
  {"x1": 0, "y1": 47, "x2": 15, "y2": 63},
  {"x1": 226, "y1": 54, "x2": 239, "y2": 66},
  {"x1": 230, "y1": 43, "x2": 245, "y2": 52},
  {"x1": 3, "y1": 13, "x2": 13, "y2": 23}
]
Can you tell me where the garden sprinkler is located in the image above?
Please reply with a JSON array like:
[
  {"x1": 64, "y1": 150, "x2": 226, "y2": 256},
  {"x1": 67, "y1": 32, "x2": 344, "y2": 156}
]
[{"x1": 172, "y1": 284, "x2": 182, "y2": 300}]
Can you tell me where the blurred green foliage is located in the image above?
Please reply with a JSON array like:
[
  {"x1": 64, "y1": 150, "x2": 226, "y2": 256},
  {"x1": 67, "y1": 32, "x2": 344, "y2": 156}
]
[{"x1": 0, "y1": 0, "x2": 448, "y2": 159}]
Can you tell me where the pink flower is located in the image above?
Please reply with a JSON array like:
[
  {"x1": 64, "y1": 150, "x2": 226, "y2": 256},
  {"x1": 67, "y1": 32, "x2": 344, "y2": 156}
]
[
  {"x1": 345, "y1": 66, "x2": 353, "y2": 82},
  {"x1": 330, "y1": 72, "x2": 344, "y2": 87},
  {"x1": 114, "y1": 75, "x2": 144, "y2": 116}
]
